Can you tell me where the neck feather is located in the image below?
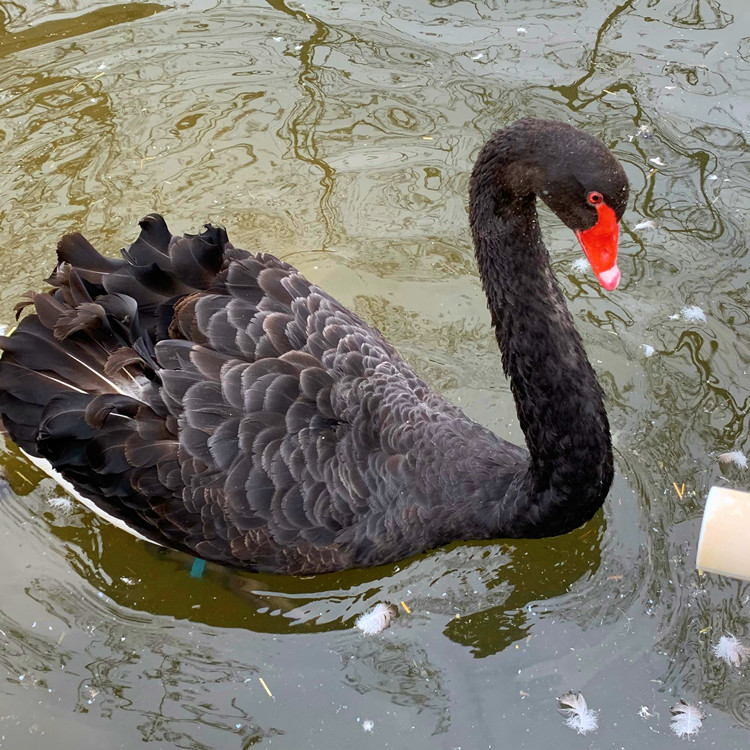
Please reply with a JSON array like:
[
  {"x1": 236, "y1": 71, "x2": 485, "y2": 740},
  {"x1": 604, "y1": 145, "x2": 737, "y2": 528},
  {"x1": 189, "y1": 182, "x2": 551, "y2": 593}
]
[{"x1": 468, "y1": 137, "x2": 613, "y2": 535}]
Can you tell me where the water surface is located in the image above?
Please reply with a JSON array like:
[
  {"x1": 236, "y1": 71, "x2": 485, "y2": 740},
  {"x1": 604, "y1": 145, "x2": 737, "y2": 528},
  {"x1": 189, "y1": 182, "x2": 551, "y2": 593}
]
[{"x1": 1, "y1": 0, "x2": 749, "y2": 746}]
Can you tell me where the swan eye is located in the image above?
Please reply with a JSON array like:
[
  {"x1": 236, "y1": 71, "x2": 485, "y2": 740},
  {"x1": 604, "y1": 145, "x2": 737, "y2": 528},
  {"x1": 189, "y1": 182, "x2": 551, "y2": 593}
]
[{"x1": 587, "y1": 191, "x2": 603, "y2": 206}]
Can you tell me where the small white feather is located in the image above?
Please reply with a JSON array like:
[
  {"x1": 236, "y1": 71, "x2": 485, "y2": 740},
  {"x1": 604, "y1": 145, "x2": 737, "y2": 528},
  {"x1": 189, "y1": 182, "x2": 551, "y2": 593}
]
[
  {"x1": 712, "y1": 634, "x2": 750, "y2": 667},
  {"x1": 717, "y1": 451, "x2": 748, "y2": 469},
  {"x1": 670, "y1": 701, "x2": 703, "y2": 738},
  {"x1": 355, "y1": 603, "x2": 393, "y2": 636},
  {"x1": 634, "y1": 220, "x2": 656, "y2": 230},
  {"x1": 558, "y1": 692, "x2": 598, "y2": 735},
  {"x1": 571, "y1": 257, "x2": 590, "y2": 273},
  {"x1": 650, "y1": 157, "x2": 666, "y2": 167},
  {"x1": 46, "y1": 495, "x2": 75, "y2": 513},
  {"x1": 361, "y1": 719, "x2": 374, "y2": 733},
  {"x1": 681, "y1": 305, "x2": 706, "y2": 323},
  {"x1": 642, "y1": 344, "x2": 655, "y2": 357}
]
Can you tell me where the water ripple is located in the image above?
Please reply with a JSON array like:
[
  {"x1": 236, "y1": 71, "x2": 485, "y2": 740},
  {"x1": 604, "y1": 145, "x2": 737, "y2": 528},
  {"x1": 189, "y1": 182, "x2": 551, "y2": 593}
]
[{"x1": 1, "y1": 0, "x2": 750, "y2": 746}]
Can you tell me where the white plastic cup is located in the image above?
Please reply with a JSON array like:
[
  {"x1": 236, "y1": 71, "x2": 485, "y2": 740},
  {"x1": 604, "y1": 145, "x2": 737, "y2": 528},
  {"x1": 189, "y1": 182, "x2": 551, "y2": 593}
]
[{"x1": 696, "y1": 486, "x2": 750, "y2": 581}]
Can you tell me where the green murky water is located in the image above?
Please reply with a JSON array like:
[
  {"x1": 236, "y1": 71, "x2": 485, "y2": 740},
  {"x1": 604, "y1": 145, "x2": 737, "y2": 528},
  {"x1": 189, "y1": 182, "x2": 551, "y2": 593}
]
[{"x1": 1, "y1": 0, "x2": 749, "y2": 746}]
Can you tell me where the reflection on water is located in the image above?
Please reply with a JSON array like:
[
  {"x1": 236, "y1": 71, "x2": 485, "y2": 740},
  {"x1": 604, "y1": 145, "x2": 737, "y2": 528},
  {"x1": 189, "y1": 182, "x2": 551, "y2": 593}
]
[{"x1": 0, "y1": 0, "x2": 749, "y2": 746}]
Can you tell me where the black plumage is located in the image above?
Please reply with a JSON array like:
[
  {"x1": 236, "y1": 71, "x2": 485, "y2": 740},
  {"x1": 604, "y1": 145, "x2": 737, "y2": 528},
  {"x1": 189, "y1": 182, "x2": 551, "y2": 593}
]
[{"x1": 0, "y1": 119, "x2": 629, "y2": 574}]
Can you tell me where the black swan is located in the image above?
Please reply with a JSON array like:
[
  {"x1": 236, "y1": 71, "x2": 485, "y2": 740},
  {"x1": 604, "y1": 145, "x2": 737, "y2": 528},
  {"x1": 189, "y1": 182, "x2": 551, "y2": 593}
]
[{"x1": 0, "y1": 119, "x2": 628, "y2": 575}]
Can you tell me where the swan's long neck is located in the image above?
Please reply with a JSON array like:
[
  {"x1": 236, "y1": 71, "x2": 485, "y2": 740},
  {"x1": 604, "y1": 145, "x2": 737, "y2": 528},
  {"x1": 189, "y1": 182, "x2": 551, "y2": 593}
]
[{"x1": 468, "y1": 137, "x2": 613, "y2": 536}]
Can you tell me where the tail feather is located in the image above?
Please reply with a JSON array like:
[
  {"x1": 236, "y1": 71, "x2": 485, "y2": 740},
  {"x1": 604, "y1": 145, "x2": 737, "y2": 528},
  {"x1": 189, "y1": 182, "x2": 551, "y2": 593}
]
[
  {"x1": 0, "y1": 361, "x2": 86, "y2": 402},
  {"x1": 135, "y1": 213, "x2": 173, "y2": 256},
  {"x1": 27, "y1": 292, "x2": 66, "y2": 330},
  {"x1": 57, "y1": 232, "x2": 125, "y2": 273},
  {"x1": 1, "y1": 318, "x2": 114, "y2": 388},
  {"x1": 0, "y1": 360, "x2": 86, "y2": 456},
  {"x1": 168, "y1": 235, "x2": 225, "y2": 289},
  {"x1": 0, "y1": 392, "x2": 49, "y2": 449},
  {"x1": 0, "y1": 214, "x2": 234, "y2": 551}
]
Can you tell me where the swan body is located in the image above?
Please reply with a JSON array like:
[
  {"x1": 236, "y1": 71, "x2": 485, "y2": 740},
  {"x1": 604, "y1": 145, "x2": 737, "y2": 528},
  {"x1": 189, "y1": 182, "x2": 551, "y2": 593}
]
[{"x1": 0, "y1": 119, "x2": 629, "y2": 574}]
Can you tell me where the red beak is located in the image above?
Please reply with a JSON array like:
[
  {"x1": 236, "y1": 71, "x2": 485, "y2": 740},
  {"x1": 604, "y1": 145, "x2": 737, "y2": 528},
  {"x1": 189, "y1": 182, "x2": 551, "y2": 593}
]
[{"x1": 574, "y1": 203, "x2": 621, "y2": 291}]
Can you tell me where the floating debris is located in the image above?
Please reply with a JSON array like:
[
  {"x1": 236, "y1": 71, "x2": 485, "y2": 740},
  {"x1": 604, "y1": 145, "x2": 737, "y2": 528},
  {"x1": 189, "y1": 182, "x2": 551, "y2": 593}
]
[
  {"x1": 471, "y1": 52, "x2": 484, "y2": 60},
  {"x1": 47, "y1": 495, "x2": 74, "y2": 513},
  {"x1": 635, "y1": 125, "x2": 653, "y2": 139},
  {"x1": 672, "y1": 305, "x2": 706, "y2": 323},
  {"x1": 649, "y1": 157, "x2": 666, "y2": 167},
  {"x1": 642, "y1": 344, "x2": 655, "y2": 357},
  {"x1": 361, "y1": 719, "x2": 374, "y2": 733},
  {"x1": 718, "y1": 451, "x2": 747, "y2": 469},
  {"x1": 190, "y1": 558, "x2": 206, "y2": 578},
  {"x1": 258, "y1": 677, "x2": 273, "y2": 698},
  {"x1": 355, "y1": 603, "x2": 393, "y2": 636},
  {"x1": 670, "y1": 701, "x2": 703, "y2": 738},
  {"x1": 558, "y1": 692, "x2": 598, "y2": 735},
  {"x1": 400, "y1": 601, "x2": 411, "y2": 614},
  {"x1": 673, "y1": 482, "x2": 685, "y2": 499},
  {"x1": 634, "y1": 219, "x2": 657, "y2": 230},
  {"x1": 638, "y1": 705, "x2": 654, "y2": 719},
  {"x1": 517, "y1": 27, "x2": 527, "y2": 34},
  {"x1": 712, "y1": 634, "x2": 750, "y2": 667},
  {"x1": 571, "y1": 257, "x2": 590, "y2": 273}
]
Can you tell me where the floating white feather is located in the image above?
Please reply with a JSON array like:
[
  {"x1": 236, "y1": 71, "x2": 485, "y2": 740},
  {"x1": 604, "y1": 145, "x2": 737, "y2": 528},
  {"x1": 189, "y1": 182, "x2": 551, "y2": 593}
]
[
  {"x1": 712, "y1": 634, "x2": 750, "y2": 667},
  {"x1": 681, "y1": 305, "x2": 707, "y2": 323},
  {"x1": 46, "y1": 495, "x2": 74, "y2": 513},
  {"x1": 558, "y1": 692, "x2": 598, "y2": 735},
  {"x1": 670, "y1": 701, "x2": 703, "y2": 738},
  {"x1": 355, "y1": 603, "x2": 393, "y2": 636},
  {"x1": 718, "y1": 451, "x2": 748, "y2": 469},
  {"x1": 571, "y1": 257, "x2": 590, "y2": 273}
]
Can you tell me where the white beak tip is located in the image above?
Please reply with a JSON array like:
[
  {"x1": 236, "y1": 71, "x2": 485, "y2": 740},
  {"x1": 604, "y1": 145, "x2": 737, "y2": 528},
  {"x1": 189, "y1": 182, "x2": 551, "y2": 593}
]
[{"x1": 596, "y1": 266, "x2": 621, "y2": 291}]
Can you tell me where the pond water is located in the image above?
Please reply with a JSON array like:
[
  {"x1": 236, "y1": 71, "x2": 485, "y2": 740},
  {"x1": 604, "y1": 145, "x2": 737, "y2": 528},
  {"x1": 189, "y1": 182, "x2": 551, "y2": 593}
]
[{"x1": 0, "y1": 0, "x2": 749, "y2": 746}]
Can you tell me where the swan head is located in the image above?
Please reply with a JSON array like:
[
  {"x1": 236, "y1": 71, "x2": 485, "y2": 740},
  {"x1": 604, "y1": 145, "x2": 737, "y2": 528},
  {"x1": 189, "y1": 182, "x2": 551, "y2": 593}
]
[
  {"x1": 471, "y1": 119, "x2": 630, "y2": 290},
  {"x1": 525, "y1": 121, "x2": 630, "y2": 291}
]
